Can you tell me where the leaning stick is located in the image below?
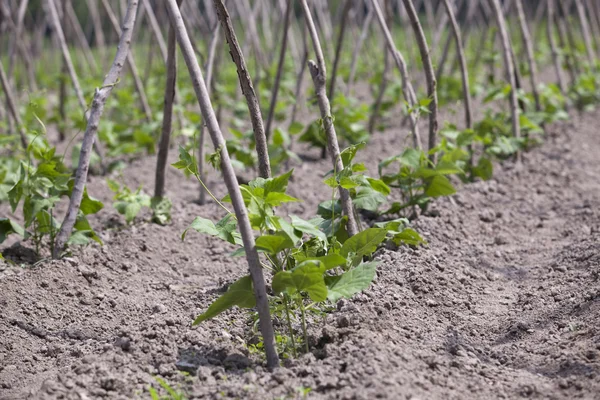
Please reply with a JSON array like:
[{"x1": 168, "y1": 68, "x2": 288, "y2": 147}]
[
  {"x1": 47, "y1": 0, "x2": 89, "y2": 116},
  {"x1": 347, "y1": 3, "x2": 374, "y2": 93},
  {"x1": 328, "y1": 0, "x2": 351, "y2": 105},
  {"x1": 0, "y1": 60, "x2": 28, "y2": 149},
  {"x1": 53, "y1": 0, "x2": 141, "y2": 258},
  {"x1": 546, "y1": 0, "x2": 567, "y2": 96},
  {"x1": 403, "y1": 0, "x2": 438, "y2": 160},
  {"x1": 213, "y1": 0, "x2": 271, "y2": 179},
  {"x1": 488, "y1": 0, "x2": 520, "y2": 148},
  {"x1": 154, "y1": 0, "x2": 182, "y2": 200},
  {"x1": 370, "y1": 0, "x2": 421, "y2": 150},
  {"x1": 86, "y1": 0, "x2": 106, "y2": 62},
  {"x1": 65, "y1": 0, "x2": 99, "y2": 75},
  {"x1": 515, "y1": 0, "x2": 541, "y2": 112},
  {"x1": 443, "y1": 0, "x2": 472, "y2": 131},
  {"x1": 164, "y1": 0, "x2": 280, "y2": 370},
  {"x1": 299, "y1": 0, "x2": 359, "y2": 237},
  {"x1": 265, "y1": 0, "x2": 293, "y2": 140},
  {"x1": 574, "y1": 0, "x2": 596, "y2": 69},
  {"x1": 198, "y1": 22, "x2": 221, "y2": 205},
  {"x1": 7, "y1": 0, "x2": 29, "y2": 78},
  {"x1": 141, "y1": 0, "x2": 168, "y2": 62},
  {"x1": 101, "y1": 0, "x2": 153, "y2": 122}
]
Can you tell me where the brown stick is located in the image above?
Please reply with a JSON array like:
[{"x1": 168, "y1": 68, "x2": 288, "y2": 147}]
[
  {"x1": 371, "y1": 0, "x2": 421, "y2": 150},
  {"x1": 299, "y1": 0, "x2": 359, "y2": 237},
  {"x1": 198, "y1": 21, "x2": 221, "y2": 205},
  {"x1": 155, "y1": 0, "x2": 182, "y2": 200},
  {"x1": 0, "y1": 59, "x2": 28, "y2": 149},
  {"x1": 65, "y1": 0, "x2": 99, "y2": 75},
  {"x1": 347, "y1": 3, "x2": 374, "y2": 94},
  {"x1": 101, "y1": 0, "x2": 153, "y2": 122},
  {"x1": 574, "y1": 0, "x2": 596, "y2": 68},
  {"x1": 546, "y1": 0, "x2": 567, "y2": 96},
  {"x1": 328, "y1": 0, "x2": 351, "y2": 104},
  {"x1": 515, "y1": 0, "x2": 541, "y2": 112},
  {"x1": 54, "y1": 0, "x2": 141, "y2": 258},
  {"x1": 164, "y1": 0, "x2": 280, "y2": 370},
  {"x1": 213, "y1": 0, "x2": 271, "y2": 179},
  {"x1": 265, "y1": 0, "x2": 293, "y2": 140},
  {"x1": 443, "y1": 0, "x2": 472, "y2": 130},
  {"x1": 489, "y1": 0, "x2": 521, "y2": 148},
  {"x1": 402, "y1": 0, "x2": 438, "y2": 160}
]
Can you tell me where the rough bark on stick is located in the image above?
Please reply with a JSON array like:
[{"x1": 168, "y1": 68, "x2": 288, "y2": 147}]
[
  {"x1": 53, "y1": 0, "x2": 140, "y2": 258},
  {"x1": 515, "y1": 0, "x2": 541, "y2": 112},
  {"x1": 299, "y1": 0, "x2": 359, "y2": 238},
  {"x1": 574, "y1": 0, "x2": 596, "y2": 69},
  {"x1": 442, "y1": 0, "x2": 472, "y2": 131},
  {"x1": 141, "y1": 0, "x2": 168, "y2": 62},
  {"x1": 265, "y1": 0, "x2": 293, "y2": 140},
  {"x1": 47, "y1": 0, "x2": 89, "y2": 116},
  {"x1": 347, "y1": 3, "x2": 374, "y2": 93},
  {"x1": 328, "y1": 0, "x2": 351, "y2": 105},
  {"x1": 213, "y1": 0, "x2": 271, "y2": 179},
  {"x1": 555, "y1": 1, "x2": 578, "y2": 84},
  {"x1": 154, "y1": 0, "x2": 182, "y2": 200},
  {"x1": 488, "y1": 0, "x2": 520, "y2": 151},
  {"x1": 198, "y1": 21, "x2": 221, "y2": 205},
  {"x1": 546, "y1": 0, "x2": 567, "y2": 96},
  {"x1": 370, "y1": 0, "x2": 421, "y2": 150},
  {"x1": 101, "y1": 0, "x2": 153, "y2": 122},
  {"x1": 402, "y1": 0, "x2": 438, "y2": 161},
  {"x1": 164, "y1": 0, "x2": 279, "y2": 370},
  {"x1": 0, "y1": 59, "x2": 28, "y2": 149},
  {"x1": 66, "y1": 0, "x2": 99, "y2": 75},
  {"x1": 368, "y1": 49, "x2": 391, "y2": 134}
]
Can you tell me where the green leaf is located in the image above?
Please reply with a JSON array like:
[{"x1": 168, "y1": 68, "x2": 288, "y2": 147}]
[
  {"x1": 288, "y1": 121, "x2": 304, "y2": 135},
  {"x1": 340, "y1": 228, "x2": 387, "y2": 264},
  {"x1": 0, "y1": 218, "x2": 25, "y2": 243},
  {"x1": 425, "y1": 175, "x2": 456, "y2": 197},
  {"x1": 294, "y1": 254, "x2": 347, "y2": 270},
  {"x1": 255, "y1": 233, "x2": 295, "y2": 254},
  {"x1": 392, "y1": 228, "x2": 425, "y2": 246},
  {"x1": 182, "y1": 215, "x2": 240, "y2": 245},
  {"x1": 472, "y1": 157, "x2": 493, "y2": 181},
  {"x1": 325, "y1": 261, "x2": 378, "y2": 302},
  {"x1": 264, "y1": 169, "x2": 294, "y2": 195},
  {"x1": 290, "y1": 215, "x2": 327, "y2": 242},
  {"x1": 151, "y1": 197, "x2": 172, "y2": 225},
  {"x1": 367, "y1": 178, "x2": 391, "y2": 195},
  {"x1": 80, "y1": 187, "x2": 104, "y2": 215},
  {"x1": 193, "y1": 275, "x2": 256, "y2": 324},
  {"x1": 272, "y1": 261, "x2": 327, "y2": 302}
]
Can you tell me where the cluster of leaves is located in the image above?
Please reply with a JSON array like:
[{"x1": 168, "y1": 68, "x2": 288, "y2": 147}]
[
  {"x1": 107, "y1": 179, "x2": 171, "y2": 225},
  {"x1": 0, "y1": 138, "x2": 103, "y2": 256},
  {"x1": 180, "y1": 159, "x2": 423, "y2": 357},
  {"x1": 300, "y1": 93, "x2": 370, "y2": 152}
]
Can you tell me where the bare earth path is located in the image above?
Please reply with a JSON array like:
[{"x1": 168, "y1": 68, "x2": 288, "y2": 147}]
[{"x1": 1, "y1": 109, "x2": 599, "y2": 399}]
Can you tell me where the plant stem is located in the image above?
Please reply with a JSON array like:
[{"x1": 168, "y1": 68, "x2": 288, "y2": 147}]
[
  {"x1": 298, "y1": 298, "x2": 309, "y2": 354},
  {"x1": 283, "y1": 295, "x2": 297, "y2": 358}
]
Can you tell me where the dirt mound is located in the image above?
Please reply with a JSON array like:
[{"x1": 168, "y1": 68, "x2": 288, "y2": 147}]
[{"x1": 1, "y1": 111, "x2": 599, "y2": 399}]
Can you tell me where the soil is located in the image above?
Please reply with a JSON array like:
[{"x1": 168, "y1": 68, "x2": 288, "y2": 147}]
[{"x1": 1, "y1": 106, "x2": 599, "y2": 400}]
